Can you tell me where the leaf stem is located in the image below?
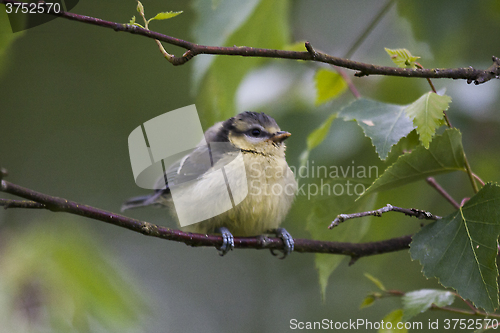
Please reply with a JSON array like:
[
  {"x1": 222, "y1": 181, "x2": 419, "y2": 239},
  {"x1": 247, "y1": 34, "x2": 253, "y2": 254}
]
[
  {"x1": 417, "y1": 61, "x2": 477, "y2": 193},
  {"x1": 416, "y1": 62, "x2": 453, "y2": 128},
  {"x1": 472, "y1": 172, "x2": 485, "y2": 186},
  {"x1": 137, "y1": 1, "x2": 174, "y2": 63},
  {"x1": 430, "y1": 305, "x2": 500, "y2": 318},
  {"x1": 425, "y1": 177, "x2": 460, "y2": 210},
  {"x1": 461, "y1": 297, "x2": 481, "y2": 314},
  {"x1": 464, "y1": 153, "x2": 479, "y2": 193},
  {"x1": 337, "y1": 68, "x2": 361, "y2": 99}
]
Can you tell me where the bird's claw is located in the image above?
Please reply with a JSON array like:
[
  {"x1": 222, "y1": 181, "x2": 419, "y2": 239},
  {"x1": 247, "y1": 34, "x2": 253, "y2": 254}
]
[
  {"x1": 270, "y1": 227, "x2": 294, "y2": 259},
  {"x1": 216, "y1": 227, "x2": 234, "y2": 256}
]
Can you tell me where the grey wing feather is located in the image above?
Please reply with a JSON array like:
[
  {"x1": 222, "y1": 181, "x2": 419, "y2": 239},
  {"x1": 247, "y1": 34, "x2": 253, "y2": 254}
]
[
  {"x1": 122, "y1": 124, "x2": 238, "y2": 211},
  {"x1": 120, "y1": 191, "x2": 165, "y2": 211}
]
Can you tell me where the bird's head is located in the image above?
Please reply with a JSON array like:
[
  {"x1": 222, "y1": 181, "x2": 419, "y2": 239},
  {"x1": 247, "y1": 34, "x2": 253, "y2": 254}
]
[{"x1": 221, "y1": 111, "x2": 290, "y2": 157}]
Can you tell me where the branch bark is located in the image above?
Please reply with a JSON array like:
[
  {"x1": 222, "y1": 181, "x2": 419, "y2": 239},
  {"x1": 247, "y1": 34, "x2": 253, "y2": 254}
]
[
  {"x1": 1, "y1": 179, "x2": 411, "y2": 258},
  {"x1": 2, "y1": 0, "x2": 499, "y2": 84}
]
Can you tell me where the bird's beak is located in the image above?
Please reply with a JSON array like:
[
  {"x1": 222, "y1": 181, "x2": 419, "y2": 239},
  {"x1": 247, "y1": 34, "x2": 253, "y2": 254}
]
[{"x1": 269, "y1": 131, "x2": 291, "y2": 143}]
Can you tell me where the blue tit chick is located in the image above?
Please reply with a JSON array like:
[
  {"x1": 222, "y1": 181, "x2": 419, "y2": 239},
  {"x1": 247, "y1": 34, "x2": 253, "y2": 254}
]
[{"x1": 122, "y1": 111, "x2": 297, "y2": 257}]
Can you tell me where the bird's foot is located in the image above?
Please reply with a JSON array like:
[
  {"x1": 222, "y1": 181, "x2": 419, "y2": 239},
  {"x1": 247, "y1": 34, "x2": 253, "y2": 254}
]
[
  {"x1": 270, "y1": 227, "x2": 294, "y2": 259},
  {"x1": 215, "y1": 227, "x2": 234, "y2": 256}
]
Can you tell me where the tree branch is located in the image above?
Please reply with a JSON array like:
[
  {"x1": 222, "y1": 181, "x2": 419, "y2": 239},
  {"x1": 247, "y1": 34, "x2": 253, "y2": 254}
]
[
  {"x1": 0, "y1": 179, "x2": 411, "y2": 258},
  {"x1": 2, "y1": 0, "x2": 499, "y2": 84}
]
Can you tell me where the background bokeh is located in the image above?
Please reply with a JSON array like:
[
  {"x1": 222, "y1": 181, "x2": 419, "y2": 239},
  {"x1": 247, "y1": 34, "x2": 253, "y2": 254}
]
[{"x1": 1, "y1": 0, "x2": 500, "y2": 332}]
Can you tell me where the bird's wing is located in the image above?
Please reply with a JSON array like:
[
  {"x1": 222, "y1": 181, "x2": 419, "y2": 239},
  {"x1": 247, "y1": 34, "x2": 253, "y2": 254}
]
[{"x1": 154, "y1": 141, "x2": 239, "y2": 191}]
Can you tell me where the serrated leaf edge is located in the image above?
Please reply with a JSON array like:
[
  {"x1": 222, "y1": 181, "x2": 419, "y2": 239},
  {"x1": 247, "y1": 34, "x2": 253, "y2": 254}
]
[
  {"x1": 411, "y1": 183, "x2": 500, "y2": 312},
  {"x1": 405, "y1": 92, "x2": 451, "y2": 149},
  {"x1": 339, "y1": 98, "x2": 414, "y2": 160},
  {"x1": 379, "y1": 103, "x2": 414, "y2": 160},
  {"x1": 358, "y1": 128, "x2": 466, "y2": 199}
]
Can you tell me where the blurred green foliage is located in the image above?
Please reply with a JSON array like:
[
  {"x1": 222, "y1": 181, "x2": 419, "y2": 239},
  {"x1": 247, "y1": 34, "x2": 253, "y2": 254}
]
[
  {"x1": 0, "y1": 5, "x2": 24, "y2": 76},
  {"x1": 0, "y1": 218, "x2": 147, "y2": 332},
  {"x1": 397, "y1": 0, "x2": 500, "y2": 64},
  {"x1": 194, "y1": 0, "x2": 290, "y2": 128}
]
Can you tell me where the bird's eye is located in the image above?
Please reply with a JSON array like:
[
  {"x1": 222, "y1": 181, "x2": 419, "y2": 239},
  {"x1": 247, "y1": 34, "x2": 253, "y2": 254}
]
[{"x1": 251, "y1": 128, "x2": 261, "y2": 137}]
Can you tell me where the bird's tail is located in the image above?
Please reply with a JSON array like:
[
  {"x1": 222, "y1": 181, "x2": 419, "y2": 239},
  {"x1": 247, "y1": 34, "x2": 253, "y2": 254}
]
[{"x1": 121, "y1": 192, "x2": 163, "y2": 212}]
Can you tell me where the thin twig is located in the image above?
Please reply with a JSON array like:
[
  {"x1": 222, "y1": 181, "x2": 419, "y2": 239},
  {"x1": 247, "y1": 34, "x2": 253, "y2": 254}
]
[
  {"x1": 1, "y1": 0, "x2": 499, "y2": 84},
  {"x1": 442, "y1": 107, "x2": 453, "y2": 128},
  {"x1": 337, "y1": 68, "x2": 361, "y2": 99},
  {"x1": 488, "y1": 322, "x2": 500, "y2": 330},
  {"x1": 430, "y1": 304, "x2": 500, "y2": 318},
  {"x1": 0, "y1": 179, "x2": 412, "y2": 257},
  {"x1": 416, "y1": 61, "x2": 481, "y2": 195},
  {"x1": 376, "y1": 288, "x2": 499, "y2": 319},
  {"x1": 464, "y1": 153, "x2": 479, "y2": 193},
  {"x1": 460, "y1": 197, "x2": 470, "y2": 207},
  {"x1": 426, "y1": 177, "x2": 460, "y2": 210},
  {"x1": 472, "y1": 172, "x2": 485, "y2": 186},
  {"x1": 0, "y1": 198, "x2": 46, "y2": 209},
  {"x1": 330, "y1": 204, "x2": 440, "y2": 229},
  {"x1": 136, "y1": 1, "x2": 174, "y2": 62},
  {"x1": 461, "y1": 297, "x2": 481, "y2": 314}
]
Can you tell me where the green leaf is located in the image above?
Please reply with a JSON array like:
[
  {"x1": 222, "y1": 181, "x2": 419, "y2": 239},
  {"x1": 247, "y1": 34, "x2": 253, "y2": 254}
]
[
  {"x1": 339, "y1": 98, "x2": 415, "y2": 160},
  {"x1": 307, "y1": 113, "x2": 338, "y2": 151},
  {"x1": 192, "y1": 0, "x2": 261, "y2": 90},
  {"x1": 379, "y1": 309, "x2": 407, "y2": 333},
  {"x1": 410, "y1": 183, "x2": 500, "y2": 313},
  {"x1": 384, "y1": 48, "x2": 420, "y2": 68},
  {"x1": 314, "y1": 69, "x2": 347, "y2": 105},
  {"x1": 404, "y1": 92, "x2": 452, "y2": 148},
  {"x1": 364, "y1": 273, "x2": 386, "y2": 291},
  {"x1": 136, "y1": 1, "x2": 144, "y2": 15},
  {"x1": 129, "y1": 16, "x2": 136, "y2": 25},
  {"x1": 359, "y1": 295, "x2": 375, "y2": 309},
  {"x1": 391, "y1": 129, "x2": 420, "y2": 157},
  {"x1": 150, "y1": 11, "x2": 183, "y2": 21},
  {"x1": 307, "y1": 184, "x2": 377, "y2": 299},
  {"x1": 194, "y1": 0, "x2": 290, "y2": 127},
  {"x1": 402, "y1": 289, "x2": 455, "y2": 321},
  {"x1": 360, "y1": 128, "x2": 466, "y2": 198},
  {"x1": 298, "y1": 113, "x2": 337, "y2": 174}
]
